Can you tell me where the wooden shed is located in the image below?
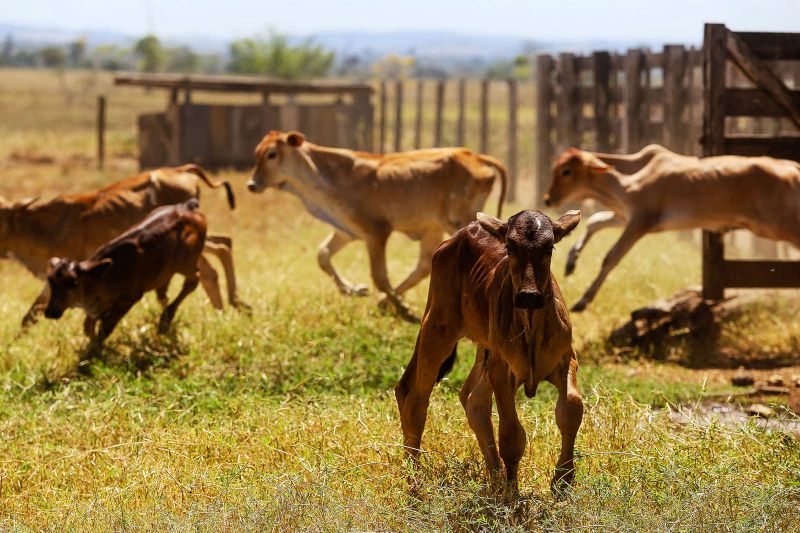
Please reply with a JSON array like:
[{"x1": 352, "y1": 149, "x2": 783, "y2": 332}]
[{"x1": 114, "y1": 73, "x2": 374, "y2": 170}]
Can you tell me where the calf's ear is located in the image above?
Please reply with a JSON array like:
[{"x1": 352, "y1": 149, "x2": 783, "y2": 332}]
[
  {"x1": 286, "y1": 131, "x2": 305, "y2": 147},
  {"x1": 553, "y1": 210, "x2": 581, "y2": 243},
  {"x1": 477, "y1": 212, "x2": 508, "y2": 242},
  {"x1": 78, "y1": 258, "x2": 113, "y2": 278}
]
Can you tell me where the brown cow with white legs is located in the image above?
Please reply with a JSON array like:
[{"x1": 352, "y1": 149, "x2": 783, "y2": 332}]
[
  {"x1": 544, "y1": 146, "x2": 800, "y2": 312},
  {"x1": 44, "y1": 200, "x2": 206, "y2": 353},
  {"x1": 248, "y1": 130, "x2": 507, "y2": 322},
  {"x1": 0, "y1": 164, "x2": 245, "y2": 326},
  {"x1": 395, "y1": 209, "x2": 583, "y2": 495}
]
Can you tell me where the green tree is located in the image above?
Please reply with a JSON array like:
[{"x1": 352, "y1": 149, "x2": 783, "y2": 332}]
[
  {"x1": 134, "y1": 34, "x2": 163, "y2": 72},
  {"x1": 39, "y1": 46, "x2": 67, "y2": 68},
  {"x1": 165, "y1": 46, "x2": 199, "y2": 73},
  {"x1": 228, "y1": 32, "x2": 334, "y2": 79}
]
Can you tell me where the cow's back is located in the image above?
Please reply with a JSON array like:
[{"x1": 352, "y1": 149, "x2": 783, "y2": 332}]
[{"x1": 90, "y1": 202, "x2": 206, "y2": 298}]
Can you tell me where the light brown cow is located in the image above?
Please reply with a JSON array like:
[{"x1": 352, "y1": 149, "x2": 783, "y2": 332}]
[
  {"x1": 544, "y1": 146, "x2": 800, "y2": 311},
  {"x1": 0, "y1": 164, "x2": 244, "y2": 325},
  {"x1": 248, "y1": 130, "x2": 507, "y2": 321},
  {"x1": 548, "y1": 145, "x2": 679, "y2": 277},
  {"x1": 45, "y1": 199, "x2": 206, "y2": 352},
  {"x1": 395, "y1": 209, "x2": 583, "y2": 495}
]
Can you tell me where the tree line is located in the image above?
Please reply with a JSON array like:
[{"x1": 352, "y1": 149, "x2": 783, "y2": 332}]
[{"x1": 1, "y1": 31, "x2": 535, "y2": 81}]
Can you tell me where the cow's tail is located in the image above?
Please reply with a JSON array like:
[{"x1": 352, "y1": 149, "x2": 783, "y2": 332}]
[
  {"x1": 179, "y1": 164, "x2": 236, "y2": 210},
  {"x1": 436, "y1": 344, "x2": 458, "y2": 382},
  {"x1": 480, "y1": 156, "x2": 507, "y2": 218}
]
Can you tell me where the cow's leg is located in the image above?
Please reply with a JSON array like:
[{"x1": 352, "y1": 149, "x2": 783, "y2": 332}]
[
  {"x1": 366, "y1": 232, "x2": 418, "y2": 322},
  {"x1": 572, "y1": 221, "x2": 648, "y2": 312},
  {"x1": 204, "y1": 234, "x2": 250, "y2": 310},
  {"x1": 395, "y1": 325, "x2": 460, "y2": 463},
  {"x1": 317, "y1": 230, "x2": 369, "y2": 296},
  {"x1": 488, "y1": 358, "x2": 526, "y2": 493},
  {"x1": 155, "y1": 283, "x2": 169, "y2": 308},
  {"x1": 394, "y1": 228, "x2": 443, "y2": 296},
  {"x1": 196, "y1": 254, "x2": 223, "y2": 311},
  {"x1": 565, "y1": 210, "x2": 626, "y2": 276},
  {"x1": 459, "y1": 346, "x2": 501, "y2": 478},
  {"x1": 548, "y1": 353, "x2": 583, "y2": 496},
  {"x1": 158, "y1": 273, "x2": 200, "y2": 333},
  {"x1": 83, "y1": 315, "x2": 98, "y2": 337},
  {"x1": 21, "y1": 283, "x2": 50, "y2": 327}
]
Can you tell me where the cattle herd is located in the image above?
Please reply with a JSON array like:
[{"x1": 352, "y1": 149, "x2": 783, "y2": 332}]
[{"x1": 3, "y1": 128, "x2": 800, "y2": 495}]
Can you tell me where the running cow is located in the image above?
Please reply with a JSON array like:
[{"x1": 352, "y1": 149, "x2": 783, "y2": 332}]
[
  {"x1": 45, "y1": 200, "x2": 206, "y2": 349},
  {"x1": 0, "y1": 164, "x2": 245, "y2": 326},
  {"x1": 395, "y1": 209, "x2": 583, "y2": 494},
  {"x1": 248, "y1": 130, "x2": 507, "y2": 321},
  {"x1": 544, "y1": 146, "x2": 800, "y2": 311}
]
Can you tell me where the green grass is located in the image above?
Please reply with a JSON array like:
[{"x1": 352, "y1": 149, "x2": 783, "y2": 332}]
[{"x1": 1, "y1": 68, "x2": 799, "y2": 531}]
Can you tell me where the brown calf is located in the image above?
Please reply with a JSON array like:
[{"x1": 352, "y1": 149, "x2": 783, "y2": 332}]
[
  {"x1": 44, "y1": 200, "x2": 206, "y2": 348},
  {"x1": 0, "y1": 164, "x2": 243, "y2": 326},
  {"x1": 395, "y1": 209, "x2": 583, "y2": 494}
]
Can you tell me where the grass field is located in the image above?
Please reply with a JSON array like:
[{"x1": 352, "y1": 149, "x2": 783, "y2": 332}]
[{"x1": 1, "y1": 68, "x2": 799, "y2": 531}]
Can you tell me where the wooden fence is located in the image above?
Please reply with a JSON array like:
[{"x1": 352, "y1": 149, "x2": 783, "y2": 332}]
[
  {"x1": 701, "y1": 23, "x2": 800, "y2": 300},
  {"x1": 374, "y1": 79, "x2": 534, "y2": 203},
  {"x1": 535, "y1": 46, "x2": 705, "y2": 202}
]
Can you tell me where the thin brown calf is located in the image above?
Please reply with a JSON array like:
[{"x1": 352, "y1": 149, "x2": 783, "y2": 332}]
[
  {"x1": 395, "y1": 209, "x2": 583, "y2": 495},
  {"x1": 44, "y1": 200, "x2": 206, "y2": 351}
]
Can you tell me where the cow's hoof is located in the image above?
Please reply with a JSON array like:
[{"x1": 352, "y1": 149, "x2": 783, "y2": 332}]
[
  {"x1": 157, "y1": 315, "x2": 173, "y2": 334},
  {"x1": 345, "y1": 284, "x2": 370, "y2": 297},
  {"x1": 232, "y1": 299, "x2": 253, "y2": 314},
  {"x1": 378, "y1": 295, "x2": 420, "y2": 323},
  {"x1": 550, "y1": 467, "x2": 575, "y2": 498}
]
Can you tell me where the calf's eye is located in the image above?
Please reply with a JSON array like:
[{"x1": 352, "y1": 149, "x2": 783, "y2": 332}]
[
  {"x1": 561, "y1": 168, "x2": 571, "y2": 177},
  {"x1": 267, "y1": 151, "x2": 277, "y2": 160}
]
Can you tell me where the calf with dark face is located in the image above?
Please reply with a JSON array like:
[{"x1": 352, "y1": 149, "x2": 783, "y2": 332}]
[
  {"x1": 395, "y1": 209, "x2": 583, "y2": 495},
  {"x1": 45, "y1": 200, "x2": 206, "y2": 349}
]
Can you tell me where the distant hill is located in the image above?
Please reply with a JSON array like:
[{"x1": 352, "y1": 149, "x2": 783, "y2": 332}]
[{"x1": 0, "y1": 22, "x2": 663, "y2": 61}]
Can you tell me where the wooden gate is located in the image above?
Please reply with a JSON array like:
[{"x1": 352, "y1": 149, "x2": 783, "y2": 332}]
[{"x1": 702, "y1": 23, "x2": 800, "y2": 300}]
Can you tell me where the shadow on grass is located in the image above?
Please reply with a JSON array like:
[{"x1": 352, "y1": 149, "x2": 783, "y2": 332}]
[
  {"x1": 606, "y1": 290, "x2": 800, "y2": 369},
  {"x1": 37, "y1": 323, "x2": 189, "y2": 388}
]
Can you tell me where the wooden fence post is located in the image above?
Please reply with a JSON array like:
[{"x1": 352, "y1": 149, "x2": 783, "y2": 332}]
[
  {"x1": 434, "y1": 80, "x2": 445, "y2": 147},
  {"x1": 480, "y1": 79, "x2": 490, "y2": 154},
  {"x1": 664, "y1": 45, "x2": 689, "y2": 153},
  {"x1": 96, "y1": 95, "x2": 106, "y2": 170},
  {"x1": 394, "y1": 80, "x2": 404, "y2": 152},
  {"x1": 593, "y1": 51, "x2": 611, "y2": 152},
  {"x1": 414, "y1": 80, "x2": 424, "y2": 149},
  {"x1": 556, "y1": 53, "x2": 580, "y2": 150},
  {"x1": 536, "y1": 54, "x2": 555, "y2": 205},
  {"x1": 702, "y1": 23, "x2": 728, "y2": 300},
  {"x1": 456, "y1": 79, "x2": 466, "y2": 147},
  {"x1": 507, "y1": 78, "x2": 518, "y2": 203},
  {"x1": 379, "y1": 80, "x2": 387, "y2": 153},
  {"x1": 624, "y1": 48, "x2": 645, "y2": 151}
]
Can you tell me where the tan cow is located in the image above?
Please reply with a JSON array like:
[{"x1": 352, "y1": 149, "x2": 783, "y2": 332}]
[
  {"x1": 395, "y1": 209, "x2": 583, "y2": 495},
  {"x1": 544, "y1": 146, "x2": 800, "y2": 311},
  {"x1": 248, "y1": 130, "x2": 507, "y2": 321},
  {"x1": 0, "y1": 164, "x2": 245, "y2": 325}
]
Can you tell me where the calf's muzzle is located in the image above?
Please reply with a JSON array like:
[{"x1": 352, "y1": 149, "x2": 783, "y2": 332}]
[
  {"x1": 44, "y1": 308, "x2": 63, "y2": 319},
  {"x1": 514, "y1": 289, "x2": 544, "y2": 310}
]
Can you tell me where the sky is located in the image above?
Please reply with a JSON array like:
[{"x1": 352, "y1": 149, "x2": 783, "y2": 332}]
[{"x1": 3, "y1": 0, "x2": 800, "y2": 43}]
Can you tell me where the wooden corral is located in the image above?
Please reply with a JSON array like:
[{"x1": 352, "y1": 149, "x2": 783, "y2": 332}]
[
  {"x1": 701, "y1": 23, "x2": 800, "y2": 300},
  {"x1": 114, "y1": 73, "x2": 374, "y2": 170},
  {"x1": 535, "y1": 46, "x2": 705, "y2": 202}
]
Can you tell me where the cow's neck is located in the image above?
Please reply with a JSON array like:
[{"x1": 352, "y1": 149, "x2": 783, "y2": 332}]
[
  {"x1": 5, "y1": 202, "x2": 79, "y2": 277},
  {"x1": 286, "y1": 145, "x2": 361, "y2": 236},
  {"x1": 588, "y1": 170, "x2": 631, "y2": 215}
]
